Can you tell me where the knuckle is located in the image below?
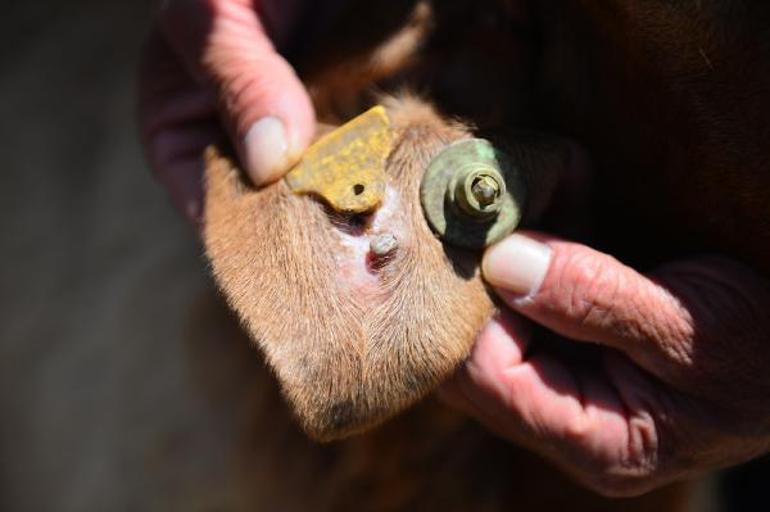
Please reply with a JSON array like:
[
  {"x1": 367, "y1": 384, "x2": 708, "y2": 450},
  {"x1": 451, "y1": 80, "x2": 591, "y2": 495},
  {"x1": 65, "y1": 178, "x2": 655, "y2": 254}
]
[
  {"x1": 588, "y1": 410, "x2": 670, "y2": 497},
  {"x1": 572, "y1": 405, "x2": 666, "y2": 498},
  {"x1": 217, "y1": 69, "x2": 280, "y2": 129},
  {"x1": 561, "y1": 414, "x2": 593, "y2": 443},
  {"x1": 583, "y1": 456, "x2": 661, "y2": 498},
  {"x1": 626, "y1": 412, "x2": 661, "y2": 465},
  {"x1": 552, "y1": 248, "x2": 624, "y2": 331},
  {"x1": 203, "y1": 37, "x2": 289, "y2": 102}
]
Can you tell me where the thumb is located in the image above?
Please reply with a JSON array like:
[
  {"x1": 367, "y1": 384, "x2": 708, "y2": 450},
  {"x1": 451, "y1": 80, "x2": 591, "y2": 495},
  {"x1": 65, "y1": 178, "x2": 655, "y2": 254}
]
[
  {"x1": 159, "y1": 0, "x2": 315, "y2": 185},
  {"x1": 481, "y1": 231, "x2": 770, "y2": 407},
  {"x1": 480, "y1": 233, "x2": 694, "y2": 385}
]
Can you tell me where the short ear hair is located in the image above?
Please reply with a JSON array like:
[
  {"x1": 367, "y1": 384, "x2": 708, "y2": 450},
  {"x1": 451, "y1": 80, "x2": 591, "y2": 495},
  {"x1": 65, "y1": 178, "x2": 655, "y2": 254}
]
[{"x1": 203, "y1": 99, "x2": 494, "y2": 441}]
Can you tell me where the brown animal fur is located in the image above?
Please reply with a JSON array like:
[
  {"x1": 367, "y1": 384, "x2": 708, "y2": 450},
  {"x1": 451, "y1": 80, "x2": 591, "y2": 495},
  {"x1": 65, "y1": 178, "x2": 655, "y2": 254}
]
[{"x1": 205, "y1": 98, "x2": 494, "y2": 440}]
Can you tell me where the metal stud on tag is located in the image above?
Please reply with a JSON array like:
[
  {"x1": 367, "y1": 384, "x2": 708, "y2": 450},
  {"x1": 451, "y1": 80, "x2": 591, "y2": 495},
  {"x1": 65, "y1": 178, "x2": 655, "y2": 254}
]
[
  {"x1": 420, "y1": 138, "x2": 526, "y2": 250},
  {"x1": 285, "y1": 106, "x2": 392, "y2": 214}
]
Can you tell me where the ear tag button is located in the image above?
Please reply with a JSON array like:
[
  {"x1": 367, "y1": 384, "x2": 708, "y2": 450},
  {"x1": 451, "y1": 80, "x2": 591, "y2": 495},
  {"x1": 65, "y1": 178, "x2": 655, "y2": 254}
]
[
  {"x1": 285, "y1": 106, "x2": 393, "y2": 214},
  {"x1": 420, "y1": 138, "x2": 526, "y2": 250}
]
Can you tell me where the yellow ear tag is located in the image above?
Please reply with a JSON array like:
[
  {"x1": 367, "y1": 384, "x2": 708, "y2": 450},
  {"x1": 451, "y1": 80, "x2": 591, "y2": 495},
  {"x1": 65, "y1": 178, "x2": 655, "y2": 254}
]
[{"x1": 285, "y1": 106, "x2": 392, "y2": 214}]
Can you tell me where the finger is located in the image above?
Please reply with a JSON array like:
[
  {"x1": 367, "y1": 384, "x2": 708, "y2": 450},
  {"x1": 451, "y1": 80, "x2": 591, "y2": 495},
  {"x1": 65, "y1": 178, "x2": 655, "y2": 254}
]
[
  {"x1": 152, "y1": 122, "x2": 225, "y2": 223},
  {"x1": 438, "y1": 312, "x2": 531, "y2": 424},
  {"x1": 481, "y1": 233, "x2": 695, "y2": 383},
  {"x1": 159, "y1": 0, "x2": 315, "y2": 185},
  {"x1": 486, "y1": 231, "x2": 770, "y2": 406},
  {"x1": 139, "y1": 29, "x2": 223, "y2": 222},
  {"x1": 449, "y1": 315, "x2": 615, "y2": 454},
  {"x1": 454, "y1": 332, "x2": 670, "y2": 495}
]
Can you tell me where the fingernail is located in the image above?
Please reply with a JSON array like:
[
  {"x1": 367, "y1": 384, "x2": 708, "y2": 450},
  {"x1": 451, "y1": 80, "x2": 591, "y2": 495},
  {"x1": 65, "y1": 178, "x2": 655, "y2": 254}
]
[
  {"x1": 243, "y1": 117, "x2": 298, "y2": 185},
  {"x1": 482, "y1": 234, "x2": 552, "y2": 298}
]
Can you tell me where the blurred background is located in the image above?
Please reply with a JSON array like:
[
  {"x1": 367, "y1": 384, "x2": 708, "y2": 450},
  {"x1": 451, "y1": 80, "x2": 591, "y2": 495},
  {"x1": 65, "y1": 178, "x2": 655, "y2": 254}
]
[{"x1": 0, "y1": 1, "x2": 767, "y2": 510}]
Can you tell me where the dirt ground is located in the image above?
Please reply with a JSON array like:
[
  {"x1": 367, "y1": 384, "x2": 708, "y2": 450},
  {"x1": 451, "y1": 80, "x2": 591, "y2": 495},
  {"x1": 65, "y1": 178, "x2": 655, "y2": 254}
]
[{"x1": 0, "y1": 1, "x2": 767, "y2": 510}]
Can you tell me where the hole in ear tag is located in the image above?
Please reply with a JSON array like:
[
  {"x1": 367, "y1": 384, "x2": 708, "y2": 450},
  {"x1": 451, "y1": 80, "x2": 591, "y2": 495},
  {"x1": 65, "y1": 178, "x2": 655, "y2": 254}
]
[
  {"x1": 285, "y1": 106, "x2": 393, "y2": 214},
  {"x1": 420, "y1": 138, "x2": 527, "y2": 250}
]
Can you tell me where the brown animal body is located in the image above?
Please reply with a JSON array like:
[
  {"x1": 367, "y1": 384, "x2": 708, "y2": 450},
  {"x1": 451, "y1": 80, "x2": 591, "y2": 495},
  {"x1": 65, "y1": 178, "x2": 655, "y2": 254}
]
[{"x1": 196, "y1": 0, "x2": 769, "y2": 510}]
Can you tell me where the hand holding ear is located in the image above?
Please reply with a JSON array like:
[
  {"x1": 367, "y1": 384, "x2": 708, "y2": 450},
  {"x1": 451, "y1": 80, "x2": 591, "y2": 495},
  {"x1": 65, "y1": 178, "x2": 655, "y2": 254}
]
[
  {"x1": 442, "y1": 232, "x2": 770, "y2": 496},
  {"x1": 138, "y1": 0, "x2": 316, "y2": 223}
]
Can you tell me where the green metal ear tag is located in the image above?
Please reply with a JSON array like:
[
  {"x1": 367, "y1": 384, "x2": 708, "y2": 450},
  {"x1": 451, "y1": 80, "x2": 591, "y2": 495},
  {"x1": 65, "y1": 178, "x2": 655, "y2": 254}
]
[{"x1": 420, "y1": 138, "x2": 526, "y2": 250}]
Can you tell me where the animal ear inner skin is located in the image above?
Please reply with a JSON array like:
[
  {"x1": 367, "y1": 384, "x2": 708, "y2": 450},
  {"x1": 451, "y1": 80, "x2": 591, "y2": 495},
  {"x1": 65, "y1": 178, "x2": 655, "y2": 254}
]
[
  {"x1": 420, "y1": 138, "x2": 527, "y2": 250},
  {"x1": 285, "y1": 106, "x2": 393, "y2": 215}
]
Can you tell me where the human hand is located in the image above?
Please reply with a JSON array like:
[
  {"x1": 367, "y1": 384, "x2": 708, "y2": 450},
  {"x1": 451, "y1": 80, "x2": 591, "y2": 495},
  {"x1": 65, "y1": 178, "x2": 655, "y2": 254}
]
[
  {"x1": 441, "y1": 232, "x2": 770, "y2": 496},
  {"x1": 138, "y1": 0, "x2": 316, "y2": 223}
]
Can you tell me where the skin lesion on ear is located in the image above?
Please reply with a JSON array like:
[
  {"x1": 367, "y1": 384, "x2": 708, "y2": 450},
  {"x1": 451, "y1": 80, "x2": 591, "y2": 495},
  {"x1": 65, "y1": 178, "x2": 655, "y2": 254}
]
[{"x1": 202, "y1": 98, "x2": 495, "y2": 441}]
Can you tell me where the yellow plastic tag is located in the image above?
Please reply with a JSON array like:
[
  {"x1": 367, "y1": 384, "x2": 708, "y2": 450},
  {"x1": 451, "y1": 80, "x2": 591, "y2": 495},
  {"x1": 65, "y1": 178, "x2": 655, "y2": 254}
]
[{"x1": 285, "y1": 106, "x2": 392, "y2": 214}]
